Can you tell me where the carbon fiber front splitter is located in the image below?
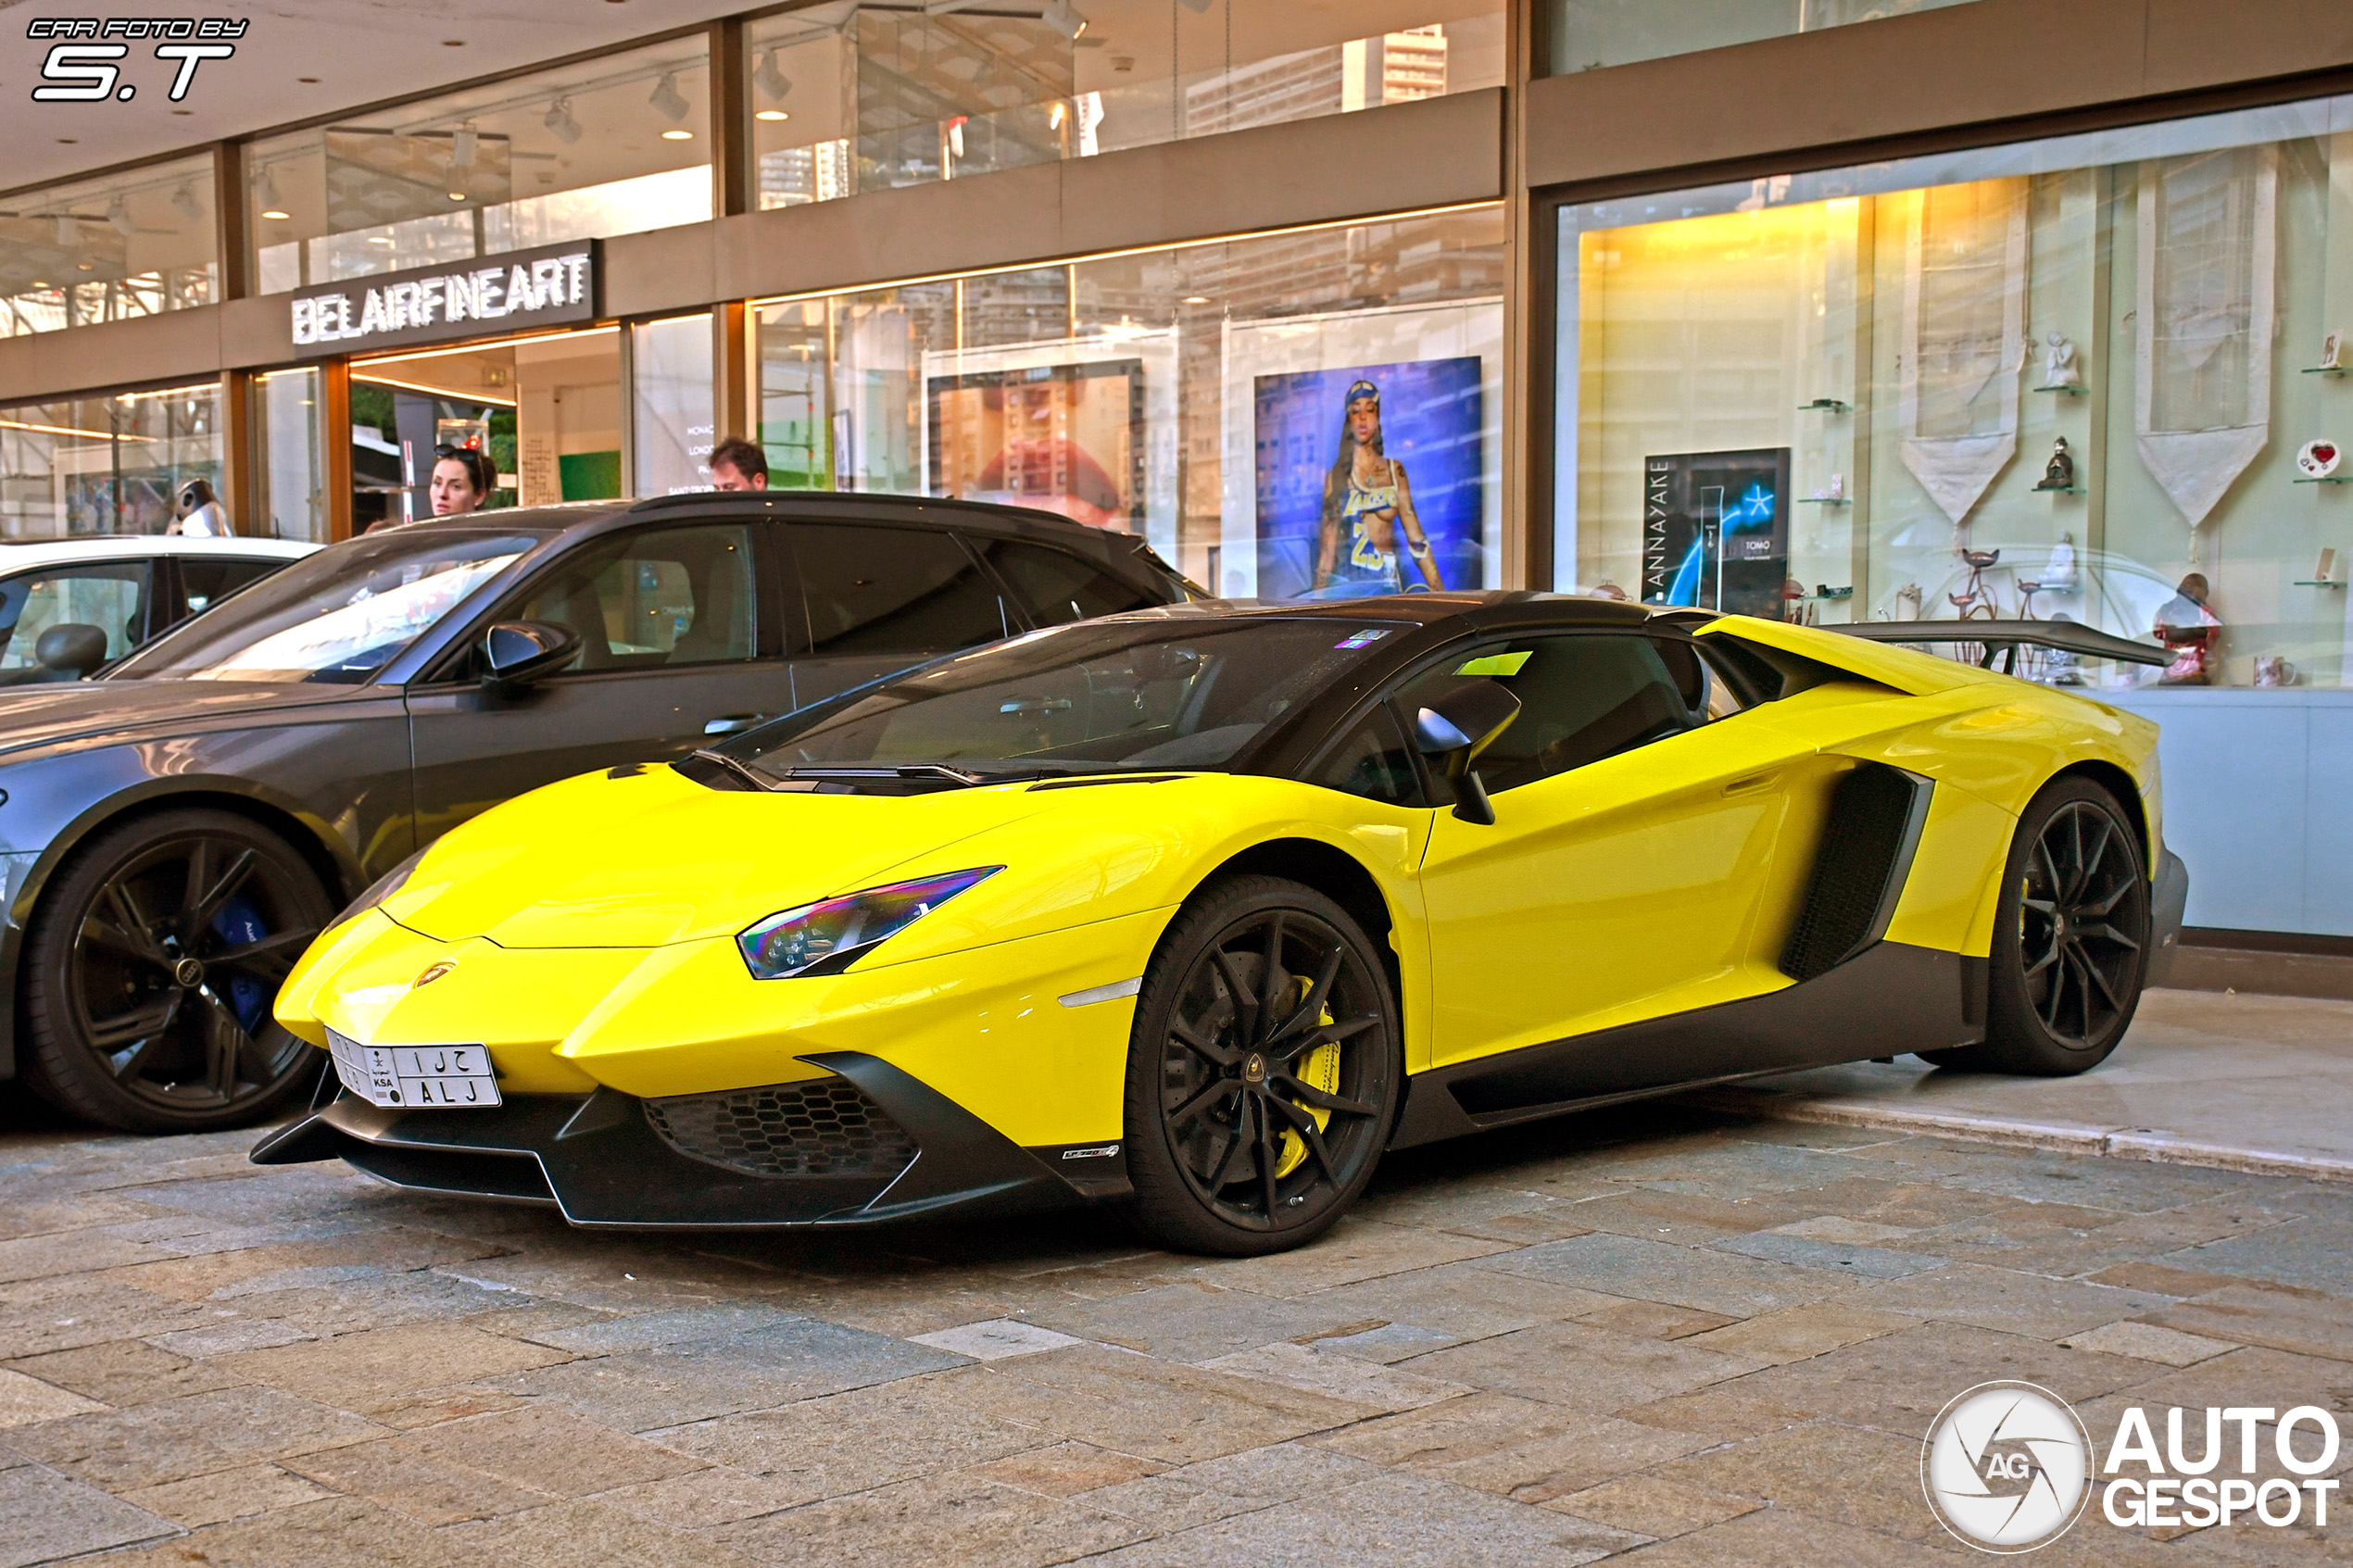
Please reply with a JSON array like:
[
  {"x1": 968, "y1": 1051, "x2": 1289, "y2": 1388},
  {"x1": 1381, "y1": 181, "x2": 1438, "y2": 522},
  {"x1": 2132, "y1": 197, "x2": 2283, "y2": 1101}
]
[{"x1": 250, "y1": 1051, "x2": 1097, "y2": 1229}]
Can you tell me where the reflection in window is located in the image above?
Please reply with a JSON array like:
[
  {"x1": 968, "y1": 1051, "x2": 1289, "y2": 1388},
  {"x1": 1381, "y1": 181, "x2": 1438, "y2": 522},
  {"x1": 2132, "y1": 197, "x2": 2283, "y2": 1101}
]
[
  {"x1": 0, "y1": 155, "x2": 220, "y2": 339},
  {"x1": 249, "y1": 37, "x2": 711, "y2": 289},
  {"x1": 0, "y1": 384, "x2": 225, "y2": 539},
  {"x1": 510, "y1": 525, "x2": 756, "y2": 671},
  {"x1": 1549, "y1": 0, "x2": 1980, "y2": 75}
]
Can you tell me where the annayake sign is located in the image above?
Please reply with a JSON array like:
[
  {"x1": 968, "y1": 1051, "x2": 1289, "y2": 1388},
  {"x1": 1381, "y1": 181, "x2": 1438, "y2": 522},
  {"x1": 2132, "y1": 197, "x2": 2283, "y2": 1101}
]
[{"x1": 288, "y1": 241, "x2": 598, "y2": 354}]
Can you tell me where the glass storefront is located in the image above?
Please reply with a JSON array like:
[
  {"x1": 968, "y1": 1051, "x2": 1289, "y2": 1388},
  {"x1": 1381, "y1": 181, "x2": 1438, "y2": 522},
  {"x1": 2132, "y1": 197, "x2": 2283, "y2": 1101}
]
[
  {"x1": 630, "y1": 315, "x2": 716, "y2": 495},
  {"x1": 347, "y1": 326, "x2": 623, "y2": 529},
  {"x1": 1546, "y1": 0, "x2": 1979, "y2": 75},
  {"x1": 253, "y1": 369, "x2": 330, "y2": 543},
  {"x1": 250, "y1": 37, "x2": 711, "y2": 292},
  {"x1": 748, "y1": 0, "x2": 1504, "y2": 210},
  {"x1": 752, "y1": 205, "x2": 1505, "y2": 598},
  {"x1": 0, "y1": 383, "x2": 225, "y2": 538},
  {"x1": 1, "y1": 155, "x2": 220, "y2": 339}
]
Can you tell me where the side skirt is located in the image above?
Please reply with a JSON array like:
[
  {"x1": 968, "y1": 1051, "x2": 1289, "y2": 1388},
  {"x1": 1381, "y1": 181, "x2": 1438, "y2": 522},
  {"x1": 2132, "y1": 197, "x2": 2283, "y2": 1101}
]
[{"x1": 1390, "y1": 941, "x2": 1985, "y2": 1149}]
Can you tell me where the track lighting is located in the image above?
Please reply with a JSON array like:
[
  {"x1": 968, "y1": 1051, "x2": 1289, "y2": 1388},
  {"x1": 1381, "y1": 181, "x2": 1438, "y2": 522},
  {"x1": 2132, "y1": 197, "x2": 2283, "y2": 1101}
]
[
  {"x1": 107, "y1": 195, "x2": 134, "y2": 238},
  {"x1": 257, "y1": 166, "x2": 289, "y2": 221},
  {"x1": 1041, "y1": 0, "x2": 1088, "y2": 41},
  {"x1": 53, "y1": 215, "x2": 79, "y2": 247},
  {"x1": 545, "y1": 98, "x2": 582, "y2": 144},
  {"x1": 649, "y1": 70, "x2": 690, "y2": 123},
  {"x1": 171, "y1": 184, "x2": 203, "y2": 223},
  {"x1": 754, "y1": 51, "x2": 791, "y2": 103},
  {"x1": 452, "y1": 124, "x2": 477, "y2": 169}
]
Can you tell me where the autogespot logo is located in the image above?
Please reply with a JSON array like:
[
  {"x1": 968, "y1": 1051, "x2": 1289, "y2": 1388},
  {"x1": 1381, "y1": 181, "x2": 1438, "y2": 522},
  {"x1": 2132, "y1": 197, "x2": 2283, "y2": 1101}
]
[{"x1": 1922, "y1": 1382, "x2": 2095, "y2": 1553}]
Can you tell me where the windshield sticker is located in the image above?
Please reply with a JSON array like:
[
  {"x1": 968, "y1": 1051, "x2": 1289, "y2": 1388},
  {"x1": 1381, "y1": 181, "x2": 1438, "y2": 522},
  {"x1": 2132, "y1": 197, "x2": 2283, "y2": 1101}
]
[
  {"x1": 1334, "y1": 629, "x2": 1390, "y2": 649},
  {"x1": 1455, "y1": 650, "x2": 1531, "y2": 677}
]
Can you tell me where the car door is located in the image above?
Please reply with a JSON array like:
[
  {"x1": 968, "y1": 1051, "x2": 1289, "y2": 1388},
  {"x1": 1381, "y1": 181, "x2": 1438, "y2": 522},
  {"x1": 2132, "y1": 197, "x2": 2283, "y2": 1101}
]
[
  {"x1": 963, "y1": 533, "x2": 1170, "y2": 627},
  {"x1": 1411, "y1": 629, "x2": 1831, "y2": 1078},
  {"x1": 406, "y1": 520, "x2": 789, "y2": 840},
  {"x1": 782, "y1": 520, "x2": 1023, "y2": 709}
]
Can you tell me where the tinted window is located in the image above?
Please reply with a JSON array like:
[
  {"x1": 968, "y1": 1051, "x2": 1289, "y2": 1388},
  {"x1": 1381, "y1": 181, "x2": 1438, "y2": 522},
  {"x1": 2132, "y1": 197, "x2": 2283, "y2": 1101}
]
[
  {"x1": 790, "y1": 523, "x2": 1008, "y2": 658},
  {"x1": 973, "y1": 536, "x2": 1158, "y2": 625},
  {"x1": 1311, "y1": 706, "x2": 1422, "y2": 806},
  {"x1": 1394, "y1": 633, "x2": 1698, "y2": 794},
  {"x1": 0, "y1": 563, "x2": 154, "y2": 669},
  {"x1": 178, "y1": 558, "x2": 284, "y2": 618},
  {"x1": 507, "y1": 524, "x2": 757, "y2": 673}
]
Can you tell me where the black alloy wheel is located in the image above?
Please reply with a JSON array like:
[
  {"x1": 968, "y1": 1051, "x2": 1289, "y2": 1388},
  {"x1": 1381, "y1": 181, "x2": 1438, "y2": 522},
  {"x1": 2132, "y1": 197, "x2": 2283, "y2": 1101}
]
[
  {"x1": 1125, "y1": 875, "x2": 1399, "y2": 1255},
  {"x1": 1929, "y1": 778, "x2": 2151, "y2": 1076},
  {"x1": 21, "y1": 809, "x2": 333, "y2": 1133}
]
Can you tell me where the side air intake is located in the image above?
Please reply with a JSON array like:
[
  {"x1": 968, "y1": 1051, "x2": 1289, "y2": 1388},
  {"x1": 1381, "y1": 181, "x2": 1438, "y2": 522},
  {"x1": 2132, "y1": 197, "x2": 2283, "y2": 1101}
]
[
  {"x1": 643, "y1": 1079, "x2": 917, "y2": 1179},
  {"x1": 1780, "y1": 762, "x2": 1932, "y2": 983}
]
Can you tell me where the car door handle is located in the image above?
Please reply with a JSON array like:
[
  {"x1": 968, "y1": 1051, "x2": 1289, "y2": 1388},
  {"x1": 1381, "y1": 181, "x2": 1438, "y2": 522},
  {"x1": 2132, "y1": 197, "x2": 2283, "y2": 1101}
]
[
  {"x1": 703, "y1": 714, "x2": 769, "y2": 735},
  {"x1": 1722, "y1": 771, "x2": 1780, "y2": 796}
]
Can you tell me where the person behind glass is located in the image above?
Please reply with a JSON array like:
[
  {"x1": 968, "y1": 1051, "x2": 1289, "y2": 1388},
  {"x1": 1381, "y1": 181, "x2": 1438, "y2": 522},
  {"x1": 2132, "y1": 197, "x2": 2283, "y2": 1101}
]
[
  {"x1": 430, "y1": 446, "x2": 497, "y2": 517},
  {"x1": 1312, "y1": 380, "x2": 1442, "y2": 594},
  {"x1": 168, "y1": 477, "x2": 227, "y2": 537},
  {"x1": 709, "y1": 435, "x2": 769, "y2": 492}
]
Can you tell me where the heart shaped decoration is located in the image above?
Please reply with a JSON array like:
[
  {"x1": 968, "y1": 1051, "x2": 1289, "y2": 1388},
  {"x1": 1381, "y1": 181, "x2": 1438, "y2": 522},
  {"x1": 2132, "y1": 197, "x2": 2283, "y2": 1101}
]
[{"x1": 2300, "y1": 439, "x2": 2343, "y2": 479}]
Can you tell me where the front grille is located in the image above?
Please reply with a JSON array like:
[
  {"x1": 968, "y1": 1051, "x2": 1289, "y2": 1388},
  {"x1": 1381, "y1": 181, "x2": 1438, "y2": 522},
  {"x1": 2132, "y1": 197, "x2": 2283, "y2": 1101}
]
[{"x1": 641, "y1": 1079, "x2": 917, "y2": 1179}]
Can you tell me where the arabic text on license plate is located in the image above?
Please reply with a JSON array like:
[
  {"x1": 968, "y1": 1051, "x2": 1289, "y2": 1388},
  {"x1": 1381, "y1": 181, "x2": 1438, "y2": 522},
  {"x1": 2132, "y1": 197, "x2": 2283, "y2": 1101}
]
[{"x1": 329, "y1": 1035, "x2": 501, "y2": 1109}]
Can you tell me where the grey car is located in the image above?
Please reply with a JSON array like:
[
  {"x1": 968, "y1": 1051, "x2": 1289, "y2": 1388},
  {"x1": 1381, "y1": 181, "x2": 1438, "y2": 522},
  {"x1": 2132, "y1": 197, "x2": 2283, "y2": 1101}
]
[{"x1": 0, "y1": 492, "x2": 1191, "y2": 1133}]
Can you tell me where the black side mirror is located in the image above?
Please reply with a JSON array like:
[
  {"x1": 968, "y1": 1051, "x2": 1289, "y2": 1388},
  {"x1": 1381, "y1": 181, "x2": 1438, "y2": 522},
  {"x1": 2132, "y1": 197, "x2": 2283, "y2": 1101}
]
[
  {"x1": 480, "y1": 620, "x2": 581, "y2": 699},
  {"x1": 35, "y1": 622, "x2": 108, "y2": 679},
  {"x1": 1412, "y1": 677, "x2": 1520, "y2": 825}
]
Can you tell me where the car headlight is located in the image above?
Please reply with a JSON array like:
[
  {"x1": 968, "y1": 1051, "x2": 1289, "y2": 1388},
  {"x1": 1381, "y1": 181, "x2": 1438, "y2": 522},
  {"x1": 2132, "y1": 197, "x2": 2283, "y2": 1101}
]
[
  {"x1": 736, "y1": 867, "x2": 1000, "y2": 980},
  {"x1": 333, "y1": 847, "x2": 426, "y2": 928}
]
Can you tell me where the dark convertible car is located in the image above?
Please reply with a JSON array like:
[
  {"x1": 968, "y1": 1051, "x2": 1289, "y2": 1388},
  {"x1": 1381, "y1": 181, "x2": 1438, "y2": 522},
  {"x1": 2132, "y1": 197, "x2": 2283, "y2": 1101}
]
[{"x1": 0, "y1": 493, "x2": 1191, "y2": 1132}]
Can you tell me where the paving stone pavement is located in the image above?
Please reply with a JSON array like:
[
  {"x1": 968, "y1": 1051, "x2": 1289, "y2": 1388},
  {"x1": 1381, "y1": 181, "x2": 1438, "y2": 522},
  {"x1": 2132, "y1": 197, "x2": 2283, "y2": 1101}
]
[{"x1": 3, "y1": 1097, "x2": 2350, "y2": 1565}]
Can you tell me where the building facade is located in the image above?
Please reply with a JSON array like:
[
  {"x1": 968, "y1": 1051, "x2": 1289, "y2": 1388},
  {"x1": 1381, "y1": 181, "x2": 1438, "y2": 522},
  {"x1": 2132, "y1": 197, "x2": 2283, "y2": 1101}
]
[{"x1": 3, "y1": 0, "x2": 2350, "y2": 939}]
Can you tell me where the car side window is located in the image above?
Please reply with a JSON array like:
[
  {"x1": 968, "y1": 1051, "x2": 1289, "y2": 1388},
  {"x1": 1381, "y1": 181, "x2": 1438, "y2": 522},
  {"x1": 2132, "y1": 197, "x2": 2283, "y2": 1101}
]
[
  {"x1": 1651, "y1": 635, "x2": 1750, "y2": 722},
  {"x1": 1310, "y1": 706, "x2": 1424, "y2": 807},
  {"x1": 179, "y1": 558, "x2": 284, "y2": 618},
  {"x1": 1392, "y1": 633, "x2": 1700, "y2": 795},
  {"x1": 970, "y1": 536, "x2": 1159, "y2": 625},
  {"x1": 788, "y1": 523, "x2": 1010, "y2": 659},
  {"x1": 502, "y1": 524, "x2": 757, "y2": 674},
  {"x1": 0, "y1": 563, "x2": 154, "y2": 669}
]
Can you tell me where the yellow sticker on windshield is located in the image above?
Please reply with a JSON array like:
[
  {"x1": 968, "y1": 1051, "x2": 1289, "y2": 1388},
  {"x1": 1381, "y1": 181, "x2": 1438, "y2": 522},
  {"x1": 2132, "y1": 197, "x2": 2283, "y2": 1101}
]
[{"x1": 1454, "y1": 651, "x2": 1530, "y2": 677}]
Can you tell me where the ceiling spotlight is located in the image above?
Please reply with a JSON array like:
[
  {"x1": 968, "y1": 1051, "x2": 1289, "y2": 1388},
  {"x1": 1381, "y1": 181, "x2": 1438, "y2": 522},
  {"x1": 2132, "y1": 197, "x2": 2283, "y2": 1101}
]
[
  {"x1": 754, "y1": 109, "x2": 789, "y2": 122},
  {"x1": 1041, "y1": 0, "x2": 1088, "y2": 40},
  {"x1": 257, "y1": 166, "x2": 290, "y2": 221},
  {"x1": 545, "y1": 97, "x2": 583, "y2": 144},
  {"x1": 53, "y1": 215, "x2": 79, "y2": 246},
  {"x1": 170, "y1": 183, "x2": 203, "y2": 222},
  {"x1": 106, "y1": 195, "x2": 135, "y2": 238},
  {"x1": 754, "y1": 50, "x2": 792, "y2": 103},
  {"x1": 661, "y1": 129, "x2": 694, "y2": 140},
  {"x1": 452, "y1": 124, "x2": 478, "y2": 169},
  {"x1": 649, "y1": 70, "x2": 690, "y2": 123}
]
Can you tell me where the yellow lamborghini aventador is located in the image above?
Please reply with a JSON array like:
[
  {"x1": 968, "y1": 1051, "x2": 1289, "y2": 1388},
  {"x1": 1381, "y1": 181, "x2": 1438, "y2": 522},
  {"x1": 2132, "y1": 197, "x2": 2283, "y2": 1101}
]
[{"x1": 256, "y1": 593, "x2": 2187, "y2": 1256}]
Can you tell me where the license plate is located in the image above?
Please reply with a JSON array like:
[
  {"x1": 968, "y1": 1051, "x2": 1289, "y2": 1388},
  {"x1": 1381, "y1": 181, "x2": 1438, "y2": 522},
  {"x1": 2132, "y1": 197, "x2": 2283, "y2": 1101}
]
[{"x1": 327, "y1": 1030, "x2": 501, "y2": 1109}]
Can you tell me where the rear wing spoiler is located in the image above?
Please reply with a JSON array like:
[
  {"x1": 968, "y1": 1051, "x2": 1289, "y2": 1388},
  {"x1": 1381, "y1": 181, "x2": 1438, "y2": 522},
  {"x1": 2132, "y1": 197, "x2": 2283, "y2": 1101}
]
[{"x1": 1828, "y1": 620, "x2": 2171, "y2": 669}]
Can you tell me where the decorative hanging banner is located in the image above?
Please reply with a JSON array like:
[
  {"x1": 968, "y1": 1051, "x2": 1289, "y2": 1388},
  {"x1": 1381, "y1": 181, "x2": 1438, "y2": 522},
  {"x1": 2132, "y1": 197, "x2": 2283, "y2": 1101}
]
[
  {"x1": 2135, "y1": 145, "x2": 2277, "y2": 547},
  {"x1": 287, "y1": 239, "x2": 598, "y2": 355},
  {"x1": 1897, "y1": 178, "x2": 2029, "y2": 531}
]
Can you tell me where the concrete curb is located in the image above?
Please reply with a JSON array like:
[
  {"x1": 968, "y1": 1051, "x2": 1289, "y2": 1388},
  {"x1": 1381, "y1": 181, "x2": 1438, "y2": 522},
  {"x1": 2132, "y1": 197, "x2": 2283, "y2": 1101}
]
[{"x1": 1692, "y1": 1089, "x2": 2353, "y2": 1185}]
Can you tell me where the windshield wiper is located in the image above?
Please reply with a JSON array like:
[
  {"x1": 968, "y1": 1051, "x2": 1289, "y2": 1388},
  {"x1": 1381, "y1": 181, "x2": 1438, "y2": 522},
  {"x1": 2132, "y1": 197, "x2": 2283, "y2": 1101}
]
[
  {"x1": 686, "y1": 748, "x2": 775, "y2": 792},
  {"x1": 776, "y1": 763, "x2": 999, "y2": 788}
]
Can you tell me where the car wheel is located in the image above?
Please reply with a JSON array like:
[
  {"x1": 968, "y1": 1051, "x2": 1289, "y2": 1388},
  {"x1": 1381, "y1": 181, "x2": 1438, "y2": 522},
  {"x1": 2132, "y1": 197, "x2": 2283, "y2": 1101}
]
[
  {"x1": 20, "y1": 809, "x2": 333, "y2": 1133},
  {"x1": 1932, "y1": 778, "x2": 2151, "y2": 1077},
  {"x1": 1122, "y1": 874, "x2": 1401, "y2": 1256}
]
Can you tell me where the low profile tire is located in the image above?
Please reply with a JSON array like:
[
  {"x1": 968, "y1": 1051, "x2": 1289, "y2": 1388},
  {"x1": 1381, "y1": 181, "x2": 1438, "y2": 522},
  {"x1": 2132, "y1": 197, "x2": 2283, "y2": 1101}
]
[
  {"x1": 1121, "y1": 875, "x2": 1402, "y2": 1257},
  {"x1": 1931, "y1": 777, "x2": 2151, "y2": 1077},
  {"x1": 19, "y1": 809, "x2": 333, "y2": 1133}
]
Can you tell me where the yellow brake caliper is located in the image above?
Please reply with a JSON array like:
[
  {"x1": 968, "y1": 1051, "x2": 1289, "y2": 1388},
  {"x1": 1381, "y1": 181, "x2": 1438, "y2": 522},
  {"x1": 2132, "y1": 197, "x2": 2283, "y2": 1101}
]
[{"x1": 1275, "y1": 973, "x2": 1340, "y2": 1178}]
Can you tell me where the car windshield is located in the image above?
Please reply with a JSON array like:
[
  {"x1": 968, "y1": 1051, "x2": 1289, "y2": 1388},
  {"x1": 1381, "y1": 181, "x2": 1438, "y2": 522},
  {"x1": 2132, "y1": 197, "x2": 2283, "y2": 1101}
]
[
  {"x1": 116, "y1": 529, "x2": 547, "y2": 684},
  {"x1": 724, "y1": 617, "x2": 1407, "y2": 779}
]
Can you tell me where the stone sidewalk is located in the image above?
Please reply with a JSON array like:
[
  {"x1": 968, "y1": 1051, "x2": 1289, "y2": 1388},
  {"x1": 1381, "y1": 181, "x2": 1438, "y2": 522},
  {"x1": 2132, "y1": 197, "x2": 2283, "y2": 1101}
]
[
  {"x1": 1709, "y1": 989, "x2": 2353, "y2": 1182},
  {"x1": 3, "y1": 1085, "x2": 2350, "y2": 1565}
]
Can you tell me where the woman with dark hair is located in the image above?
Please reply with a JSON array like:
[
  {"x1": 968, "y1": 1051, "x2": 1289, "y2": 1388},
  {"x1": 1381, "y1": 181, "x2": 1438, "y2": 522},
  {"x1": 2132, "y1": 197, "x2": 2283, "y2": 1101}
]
[
  {"x1": 429, "y1": 445, "x2": 497, "y2": 518},
  {"x1": 1312, "y1": 379, "x2": 1443, "y2": 594}
]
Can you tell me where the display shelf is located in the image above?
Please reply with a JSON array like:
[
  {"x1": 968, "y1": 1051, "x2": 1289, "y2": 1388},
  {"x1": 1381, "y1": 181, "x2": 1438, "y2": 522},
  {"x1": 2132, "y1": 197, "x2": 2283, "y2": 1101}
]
[
  {"x1": 1797, "y1": 496, "x2": 1851, "y2": 506},
  {"x1": 2294, "y1": 580, "x2": 2347, "y2": 589},
  {"x1": 2032, "y1": 383, "x2": 2088, "y2": 395},
  {"x1": 2292, "y1": 476, "x2": 2349, "y2": 484},
  {"x1": 1802, "y1": 587, "x2": 1855, "y2": 600},
  {"x1": 1797, "y1": 398, "x2": 1851, "y2": 413},
  {"x1": 2032, "y1": 483, "x2": 2087, "y2": 495},
  {"x1": 2300, "y1": 366, "x2": 2348, "y2": 377}
]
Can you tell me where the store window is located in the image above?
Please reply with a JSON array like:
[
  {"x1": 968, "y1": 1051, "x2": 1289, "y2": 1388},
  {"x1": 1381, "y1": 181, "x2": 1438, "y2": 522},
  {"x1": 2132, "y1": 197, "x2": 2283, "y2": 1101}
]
[
  {"x1": 0, "y1": 383, "x2": 225, "y2": 538},
  {"x1": 753, "y1": 206, "x2": 1504, "y2": 599},
  {"x1": 254, "y1": 369, "x2": 329, "y2": 542},
  {"x1": 1546, "y1": 0, "x2": 1980, "y2": 75},
  {"x1": 250, "y1": 37, "x2": 711, "y2": 293},
  {"x1": 631, "y1": 315, "x2": 715, "y2": 496},
  {"x1": 747, "y1": 0, "x2": 1504, "y2": 211},
  {"x1": 1553, "y1": 93, "x2": 2353, "y2": 936},
  {"x1": 1, "y1": 155, "x2": 220, "y2": 339},
  {"x1": 349, "y1": 326, "x2": 619, "y2": 530}
]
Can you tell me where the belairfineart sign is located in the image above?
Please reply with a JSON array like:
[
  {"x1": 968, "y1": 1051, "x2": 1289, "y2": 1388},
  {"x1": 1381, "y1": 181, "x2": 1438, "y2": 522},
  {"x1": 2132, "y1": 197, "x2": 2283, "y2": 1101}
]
[{"x1": 288, "y1": 240, "x2": 597, "y2": 354}]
